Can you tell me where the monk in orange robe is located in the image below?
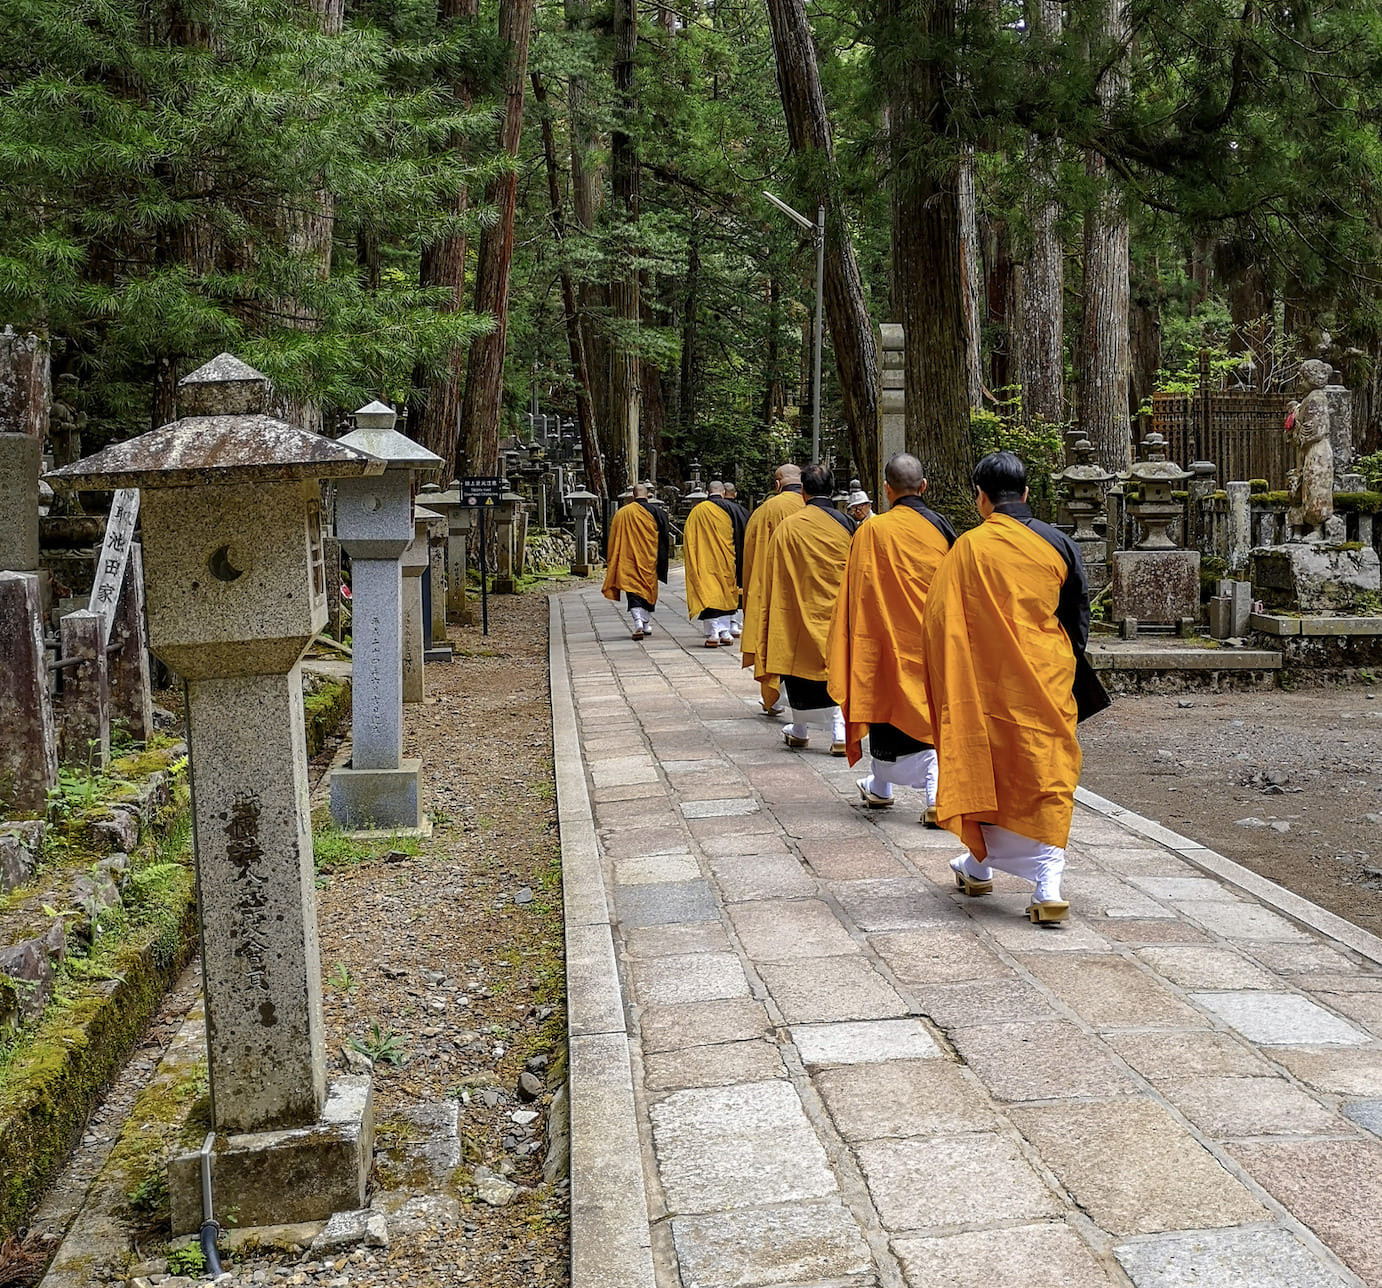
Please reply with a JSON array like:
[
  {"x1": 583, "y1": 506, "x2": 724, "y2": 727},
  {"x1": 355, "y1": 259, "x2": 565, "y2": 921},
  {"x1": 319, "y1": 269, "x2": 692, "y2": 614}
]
[
  {"x1": 740, "y1": 464, "x2": 804, "y2": 712},
  {"x1": 683, "y1": 480, "x2": 746, "y2": 648},
  {"x1": 602, "y1": 482, "x2": 670, "y2": 640},
  {"x1": 827, "y1": 453, "x2": 955, "y2": 820},
  {"x1": 921, "y1": 450, "x2": 1109, "y2": 925},
  {"x1": 758, "y1": 463, "x2": 855, "y2": 752}
]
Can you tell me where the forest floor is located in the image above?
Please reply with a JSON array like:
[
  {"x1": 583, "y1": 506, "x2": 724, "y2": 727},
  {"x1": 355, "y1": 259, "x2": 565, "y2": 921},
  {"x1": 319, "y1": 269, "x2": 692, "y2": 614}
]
[{"x1": 1081, "y1": 686, "x2": 1382, "y2": 940}]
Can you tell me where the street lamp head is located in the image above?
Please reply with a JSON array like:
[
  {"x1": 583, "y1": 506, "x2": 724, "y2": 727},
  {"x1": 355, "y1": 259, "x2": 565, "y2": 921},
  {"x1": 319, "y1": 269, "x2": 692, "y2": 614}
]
[{"x1": 762, "y1": 191, "x2": 816, "y2": 234}]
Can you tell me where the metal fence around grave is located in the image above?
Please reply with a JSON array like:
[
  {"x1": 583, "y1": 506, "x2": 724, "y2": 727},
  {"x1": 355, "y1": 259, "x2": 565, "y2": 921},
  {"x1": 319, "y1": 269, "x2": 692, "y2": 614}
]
[{"x1": 1149, "y1": 388, "x2": 1290, "y2": 488}]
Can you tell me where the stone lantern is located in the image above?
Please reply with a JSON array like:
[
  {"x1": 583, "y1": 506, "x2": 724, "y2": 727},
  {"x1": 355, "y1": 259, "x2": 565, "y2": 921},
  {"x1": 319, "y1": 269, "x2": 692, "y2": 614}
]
[
  {"x1": 566, "y1": 489, "x2": 598, "y2": 576},
  {"x1": 330, "y1": 401, "x2": 441, "y2": 833},
  {"x1": 1111, "y1": 432, "x2": 1199, "y2": 636},
  {"x1": 46, "y1": 354, "x2": 384, "y2": 1231},
  {"x1": 1126, "y1": 432, "x2": 1193, "y2": 551},
  {"x1": 1056, "y1": 438, "x2": 1114, "y2": 590},
  {"x1": 492, "y1": 488, "x2": 523, "y2": 594}
]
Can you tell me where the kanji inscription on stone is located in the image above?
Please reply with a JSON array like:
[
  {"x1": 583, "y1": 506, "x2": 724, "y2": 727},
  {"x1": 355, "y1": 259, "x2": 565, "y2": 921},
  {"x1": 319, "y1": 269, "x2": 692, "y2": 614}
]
[{"x1": 88, "y1": 487, "x2": 140, "y2": 642}]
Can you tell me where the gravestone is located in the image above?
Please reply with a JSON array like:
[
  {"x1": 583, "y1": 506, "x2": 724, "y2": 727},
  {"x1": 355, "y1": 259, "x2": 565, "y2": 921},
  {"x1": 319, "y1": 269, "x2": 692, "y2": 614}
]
[
  {"x1": 493, "y1": 494, "x2": 521, "y2": 593},
  {"x1": 0, "y1": 434, "x2": 40, "y2": 573},
  {"x1": 330, "y1": 401, "x2": 440, "y2": 833},
  {"x1": 877, "y1": 324, "x2": 905, "y2": 511},
  {"x1": 418, "y1": 505, "x2": 452, "y2": 663},
  {"x1": 87, "y1": 489, "x2": 139, "y2": 640},
  {"x1": 0, "y1": 572, "x2": 58, "y2": 811},
  {"x1": 1249, "y1": 542, "x2": 1381, "y2": 612},
  {"x1": 57, "y1": 609, "x2": 110, "y2": 769},
  {"x1": 1226, "y1": 481, "x2": 1252, "y2": 573},
  {"x1": 426, "y1": 486, "x2": 473, "y2": 624},
  {"x1": 1208, "y1": 579, "x2": 1253, "y2": 640},
  {"x1": 567, "y1": 490, "x2": 597, "y2": 576},
  {"x1": 401, "y1": 507, "x2": 429, "y2": 702},
  {"x1": 46, "y1": 353, "x2": 382, "y2": 1233},
  {"x1": 108, "y1": 543, "x2": 154, "y2": 744},
  {"x1": 1326, "y1": 369, "x2": 1355, "y2": 488},
  {"x1": 1112, "y1": 434, "x2": 1199, "y2": 634}
]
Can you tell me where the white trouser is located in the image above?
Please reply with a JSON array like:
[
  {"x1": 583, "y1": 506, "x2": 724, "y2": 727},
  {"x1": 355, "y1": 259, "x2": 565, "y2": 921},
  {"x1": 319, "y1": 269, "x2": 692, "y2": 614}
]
[
  {"x1": 630, "y1": 606, "x2": 653, "y2": 631},
  {"x1": 784, "y1": 705, "x2": 846, "y2": 743},
  {"x1": 863, "y1": 748, "x2": 938, "y2": 805},
  {"x1": 704, "y1": 615, "x2": 733, "y2": 639},
  {"x1": 955, "y1": 825, "x2": 1065, "y2": 903},
  {"x1": 731, "y1": 608, "x2": 743, "y2": 633}
]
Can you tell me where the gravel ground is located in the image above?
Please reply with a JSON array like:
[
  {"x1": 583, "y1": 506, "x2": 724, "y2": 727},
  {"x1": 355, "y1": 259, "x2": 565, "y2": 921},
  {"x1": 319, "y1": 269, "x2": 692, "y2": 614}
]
[{"x1": 1080, "y1": 685, "x2": 1382, "y2": 939}]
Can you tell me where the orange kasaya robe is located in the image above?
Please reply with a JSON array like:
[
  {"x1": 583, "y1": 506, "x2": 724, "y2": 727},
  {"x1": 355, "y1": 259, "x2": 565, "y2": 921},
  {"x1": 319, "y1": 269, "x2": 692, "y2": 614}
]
[
  {"x1": 920, "y1": 512, "x2": 1080, "y2": 861},
  {"x1": 740, "y1": 488, "x2": 805, "y2": 706},
  {"x1": 826, "y1": 503, "x2": 951, "y2": 766},
  {"x1": 758, "y1": 501, "x2": 853, "y2": 686},
  {"x1": 602, "y1": 501, "x2": 661, "y2": 606},
  {"x1": 683, "y1": 499, "x2": 739, "y2": 620}
]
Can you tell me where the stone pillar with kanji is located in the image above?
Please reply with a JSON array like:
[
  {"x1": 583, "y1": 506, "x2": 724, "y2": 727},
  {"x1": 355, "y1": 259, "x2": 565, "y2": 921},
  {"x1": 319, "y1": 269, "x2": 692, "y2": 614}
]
[{"x1": 47, "y1": 354, "x2": 384, "y2": 1234}]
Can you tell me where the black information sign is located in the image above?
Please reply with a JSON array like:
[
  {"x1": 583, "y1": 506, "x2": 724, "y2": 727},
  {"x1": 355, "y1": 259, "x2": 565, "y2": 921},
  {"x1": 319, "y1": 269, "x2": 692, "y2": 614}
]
[{"x1": 460, "y1": 474, "x2": 506, "y2": 498}]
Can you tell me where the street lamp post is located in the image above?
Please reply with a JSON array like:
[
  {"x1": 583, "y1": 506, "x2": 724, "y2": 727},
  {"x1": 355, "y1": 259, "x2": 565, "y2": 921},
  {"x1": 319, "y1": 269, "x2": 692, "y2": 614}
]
[{"x1": 764, "y1": 191, "x2": 825, "y2": 466}]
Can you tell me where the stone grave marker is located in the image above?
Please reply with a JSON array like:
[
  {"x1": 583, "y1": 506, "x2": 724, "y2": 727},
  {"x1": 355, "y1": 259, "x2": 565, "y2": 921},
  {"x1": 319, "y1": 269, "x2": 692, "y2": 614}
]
[
  {"x1": 330, "y1": 401, "x2": 440, "y2": 833},
  {"x1": 0, "y1": 571, "x2": 58, "y2": 811}
]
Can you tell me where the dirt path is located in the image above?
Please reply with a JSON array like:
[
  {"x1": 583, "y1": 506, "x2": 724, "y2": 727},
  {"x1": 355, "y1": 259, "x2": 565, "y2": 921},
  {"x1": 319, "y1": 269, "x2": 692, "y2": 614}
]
[{"x1": 1080, "y1": 686, "x2": 1382, "y2": 938}]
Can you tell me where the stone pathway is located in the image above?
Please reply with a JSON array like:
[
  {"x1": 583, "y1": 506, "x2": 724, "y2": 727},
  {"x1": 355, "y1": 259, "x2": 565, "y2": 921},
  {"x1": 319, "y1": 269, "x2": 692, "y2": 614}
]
[{"x1": 554, "y1": 571, "x2": 1382, "y2": 1288}]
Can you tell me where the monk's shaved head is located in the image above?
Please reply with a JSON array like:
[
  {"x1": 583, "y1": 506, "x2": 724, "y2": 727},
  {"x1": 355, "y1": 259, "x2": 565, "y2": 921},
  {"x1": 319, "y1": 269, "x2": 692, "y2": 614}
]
[
  {"x1": 632, "y1": 482, "x2": 650, "y2": 498},
  {"x1": 885, "y1": 453, "x2": 927, "y2": 496},
  {"x1": 775, "y1": 463, "x2": 801, "y2": 485},
  {"x1": 708, "y1": 479, "x2": 725, "y2": 495}
]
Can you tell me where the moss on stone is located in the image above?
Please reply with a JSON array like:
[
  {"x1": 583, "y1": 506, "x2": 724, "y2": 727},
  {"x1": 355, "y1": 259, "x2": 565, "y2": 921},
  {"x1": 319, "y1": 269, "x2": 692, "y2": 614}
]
[
  {"x1": 303, "y1": 679, "x2": 351, "y2": 758},
  {"x1": 1334, "y1": 491, "x2": 1382, "y2": 514}
]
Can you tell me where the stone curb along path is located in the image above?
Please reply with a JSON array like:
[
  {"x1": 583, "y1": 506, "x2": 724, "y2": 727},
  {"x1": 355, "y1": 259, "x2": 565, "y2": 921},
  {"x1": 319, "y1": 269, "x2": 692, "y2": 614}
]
[{"x1": 554, "y1": 568, "x2": 1382, "y2": 1288}]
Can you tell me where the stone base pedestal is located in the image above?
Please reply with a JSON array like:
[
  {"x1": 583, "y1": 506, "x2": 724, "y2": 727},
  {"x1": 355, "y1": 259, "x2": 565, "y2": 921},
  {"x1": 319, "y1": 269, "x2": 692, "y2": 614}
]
[
  {"x1": 1249, "y1": 542, "x2": 1382, "y2": 612},
  {"x1": 423, "y1": 645, "x2": 453, "y2": 665},
  {"x1": 570, "y1": 563, "x2": 590, "y2": 578},
  {"x1": 329, "y1": 759, "x2": 424, "y2": 831},
  {"x1": 1112, "y1": 549, "x2": 1200, "y2": 629},
  {"x1": 169, "y1": 1076, "x2": 373, "y2": 1236},
  {"x1": 494, "y1": 576, "x2": 517, "y2": 595}
]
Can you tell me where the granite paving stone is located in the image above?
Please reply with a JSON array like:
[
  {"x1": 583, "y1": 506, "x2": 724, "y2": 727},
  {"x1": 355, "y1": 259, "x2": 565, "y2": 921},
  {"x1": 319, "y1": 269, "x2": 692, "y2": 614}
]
[
  {"x1": 855, "y1": 1133, "x2": 1060, "y2": 1231},
  {"x1": 829, "y1": 879, "x2": 966, "y2": 931},
  {"x1": 948, "y1": 1021, "x2": 1137, "y2": 1102},
  {"x1": 1131, "y1": 876, "x2": 1240, "y2": 902},
  {"x1": 790, "y1": 1019, "x2": 941, "y2": 1067},
  {"x1": 615, "y1": 879, "x2": 720, "y2": 928},
  {"x1": 729, "y1": 899, "x2": 860, "y2": 960},
  {"x1": 759, "y1": 957, "x2": 908, "y2": 1023},
  {"x1": 604, "y1": 826, "x2": 689, "y2": 859},
  {"x1": 639, "y1": 998, "x2": 774, "y2": 1053},
  {"x1": 698, "y1": 833, "x2": 795, "y2": 860},
  {"x1": 1246, "y1": 943, "x2": 1361, "y2": 975},
  {"x1": 1012, "y1": 1099, "x2": 1264, "y2": 1235},
  {"x1": 648, "y1": 1080, "x2": 839, "y2": 1214},
  {"x1": 643, "y1": 1038, "x2": 787, "y2": 1095},
  {"x1": 1080, "y1": 845, "x2": 1199, "y2": 877},
  {"x1": 598, "y1": 800, "x2": 680, "y2": 828},
  {"x1": 1097, "y1": 918, "x2": 1213, "y2": 945},
  {"x1": 1228, "y1": 1138, "x2": 1382, "y2": 1287},
  {"x1": 978, "y1": 906, "x2": 1114, "y2": 953},
  {"x1": 1108, "y1": 1030, "x2": 1280, "y2": 1082},
  {"x1": 1161, "y1": 1074, "x2": 1343, "y2": 1137},
  {"x1": 1062, "y1": 872, "x2": 1172, "y2": 919},
  {"x1": 1019, "y1": 954, "x2": 1206, "y2": 1028},
  {"x1": 894, "y1": 1224, "x2": 1117, "y2": 1288},
  {"x1": 623, "y1": 922, "x2": 729, "y2": 958},
  {"x1": 1307, "y1": 989, "x2": 1382, "y2": 1036},
  {"x1": 708, "y1": 853, "x2": 817, "y2": 902},
  {"x1": 1269, "y1": 1045, "x2": 1382, "y2": 1096},
  {"x1": 1188, "y1": 990, "x2": 1371, "y2": 1046},
  {"x1": 814, "y1": 1059, "x2": 995, "y2": 1141},
  {"x1": 680, "y1": 797, "x2": 761, "y2": 818},
  {"x1": 631, "y1": 952, "x2": 750, "y2": 1006},
  {"x1": 1344, "y1": 1099, "x2": 1382, "y2": 1136},
  {"x1": 591, "y1": 757, "x2": 661, "y2": 788},
  {"x1": 1134, "y1": 945, "x2": 1281, "y2": 990},
  {"x1": 614, "y1": 851, "x2": 702, "y2": 886},
  {"x1": 1173, "y1": 901, "x2": 1312, "y2": 942},
  {"x1": 912, "y1": 979, "x2": 1057, "y2": 1028},
  {"x1": 671, "y1": 1201, "x2": 874, "y2": 1288},
  {"x1": 870, "y1": 928, "x2": 1011, "y2": 985},
  {"x1": 796, "y1": 840, "x2": 908, "y2": 879},
  {"x1": 686, "y1": 813, "x2": 781, "y2": 841},
  {"x1": 1112, "y1": 1227, "x2": 1352, "y2": 1288}
]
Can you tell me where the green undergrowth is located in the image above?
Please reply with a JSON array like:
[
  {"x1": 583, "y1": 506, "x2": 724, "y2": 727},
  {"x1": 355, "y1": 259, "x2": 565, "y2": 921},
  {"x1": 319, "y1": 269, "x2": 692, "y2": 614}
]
[
  {"x1": 0, "y1": 749, "x2": 198, "y2": 1241},
  {"x1": 310, "y1": 817, "x2": 422, "y2": 874}
]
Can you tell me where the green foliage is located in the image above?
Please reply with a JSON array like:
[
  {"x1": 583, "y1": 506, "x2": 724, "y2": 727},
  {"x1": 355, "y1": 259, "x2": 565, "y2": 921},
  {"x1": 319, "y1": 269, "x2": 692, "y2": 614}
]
[
  {"x1": 1356, "y1": 453, "x2": 1382, "y2": 492},
  {"x1": 969, "y1": 403, "x2": 1065, "y2": 522},
  {"x1": 350, "y1": 1022, "x2": 407, "y2": 1066},
  {"x1": 311, "y1": 824, "x2": 420, "y2": 873},
  {"x1": 166, "y1": 1244, "x2": 206, "y2": 1276},
  {"x1": 328, "y1": 963, "x2": 358, "y2": 994}
]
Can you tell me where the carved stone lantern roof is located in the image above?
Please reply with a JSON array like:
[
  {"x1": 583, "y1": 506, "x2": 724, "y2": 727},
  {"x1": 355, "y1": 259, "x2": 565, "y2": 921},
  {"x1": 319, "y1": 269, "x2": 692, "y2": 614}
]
[
  {"x1": 49, "y1": 356, "x2": 383, "y2": 490},
  {"x1": 337, "y1": 402, "x2": 442, "y2": 474},
  {"x1": 1056, "y1": 439, "x2": 1115, "y2": 488},
  {"x1": 1126, "y1": 433, "x2": 1193, "y2": 489}
]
